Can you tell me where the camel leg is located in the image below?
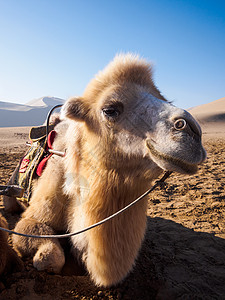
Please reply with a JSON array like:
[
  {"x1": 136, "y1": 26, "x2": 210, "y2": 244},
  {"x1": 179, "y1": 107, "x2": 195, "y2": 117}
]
[{"x1": 12, "y1": 217, "x2": 65, "y2": 273}]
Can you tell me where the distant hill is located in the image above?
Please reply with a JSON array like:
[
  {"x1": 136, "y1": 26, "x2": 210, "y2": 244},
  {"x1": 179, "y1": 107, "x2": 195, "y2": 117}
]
[
  {"x1": 0, "y1": 97, "x2": 65, "y2": 127},
  {"x1": 189, "y1": 97, "x2": 225, "y2": 136},
  {"x1": 189, "y1": 97, "x2": 225, "y2": 122},
  {"x1": 26, "y1": 96, "x2": 65, "y2": 108}
]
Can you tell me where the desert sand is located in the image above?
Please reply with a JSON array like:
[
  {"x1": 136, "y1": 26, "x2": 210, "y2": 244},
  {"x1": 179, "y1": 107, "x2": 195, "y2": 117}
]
[{"x1": 0, "y1": 99, "x2": 224, "y2": 299}]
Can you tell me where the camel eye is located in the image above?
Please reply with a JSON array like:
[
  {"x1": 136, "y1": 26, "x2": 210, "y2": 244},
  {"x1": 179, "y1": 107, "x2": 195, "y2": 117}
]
[{"x1": 102, "y1": 107, "x2": 120, "y2": 118}]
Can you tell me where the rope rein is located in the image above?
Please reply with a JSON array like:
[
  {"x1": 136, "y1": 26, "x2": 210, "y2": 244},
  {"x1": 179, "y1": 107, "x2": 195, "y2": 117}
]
[{"x1": 0, "y1": 171, "x2": 172, "y2": 239}]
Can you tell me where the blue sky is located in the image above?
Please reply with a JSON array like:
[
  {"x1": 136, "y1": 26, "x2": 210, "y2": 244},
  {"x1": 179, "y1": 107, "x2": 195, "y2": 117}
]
[{"x1": 0, "y1": 0, "x2": 224, "y2": 109}]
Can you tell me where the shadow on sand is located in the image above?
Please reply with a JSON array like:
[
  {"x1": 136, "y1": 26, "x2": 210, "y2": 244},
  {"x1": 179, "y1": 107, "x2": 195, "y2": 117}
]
[
  {"x1": 125, "y1": 216, "x2": 225, "y2": 299},
  {"x1": 1, "y1": 213, "x2": 225, "y2": 300}
]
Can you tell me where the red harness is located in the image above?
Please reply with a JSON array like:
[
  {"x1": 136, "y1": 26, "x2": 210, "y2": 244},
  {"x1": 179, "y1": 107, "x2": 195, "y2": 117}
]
[{"x1": 36, "y1": 130, "x2": 57, "y2": 176}]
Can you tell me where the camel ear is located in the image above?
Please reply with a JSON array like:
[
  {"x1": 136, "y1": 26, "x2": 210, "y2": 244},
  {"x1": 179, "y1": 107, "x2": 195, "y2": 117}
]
[{"x1": 61, "y1": 97, "x2": 89, "y2": 121}]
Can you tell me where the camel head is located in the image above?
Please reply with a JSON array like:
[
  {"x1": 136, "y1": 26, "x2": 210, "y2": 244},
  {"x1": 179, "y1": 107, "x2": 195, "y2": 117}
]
[{"x1": 62, "y1": 54, "x2": 206, "y2": 175}]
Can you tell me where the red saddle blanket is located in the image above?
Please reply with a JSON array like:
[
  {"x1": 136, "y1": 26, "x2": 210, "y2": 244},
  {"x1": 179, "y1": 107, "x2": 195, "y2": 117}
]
[{"x1": 13, "y1": 126, "x2": 56, "y2": 203}]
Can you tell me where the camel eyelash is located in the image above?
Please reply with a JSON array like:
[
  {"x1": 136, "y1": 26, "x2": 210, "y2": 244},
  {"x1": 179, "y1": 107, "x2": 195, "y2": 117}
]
[
  {"x1": 102, "y1": 102, "x2": 124, "y2": 118},
  {"x1": 102, "y1": 107, "x2": 120, "y2": 118}
]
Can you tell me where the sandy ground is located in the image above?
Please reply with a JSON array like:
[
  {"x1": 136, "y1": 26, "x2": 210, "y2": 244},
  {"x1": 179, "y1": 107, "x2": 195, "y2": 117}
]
[{"x1": 0, "y1": 126, "x2": 225, "y2": 299}]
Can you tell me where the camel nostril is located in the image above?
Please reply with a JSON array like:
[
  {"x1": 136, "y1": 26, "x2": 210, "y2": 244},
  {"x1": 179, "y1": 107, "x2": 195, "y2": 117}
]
[{"x1": 174, "y1": 119, "x2": 187, "y2": 131}]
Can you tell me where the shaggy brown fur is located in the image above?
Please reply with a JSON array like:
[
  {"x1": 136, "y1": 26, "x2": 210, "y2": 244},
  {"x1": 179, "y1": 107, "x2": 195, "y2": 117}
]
[
  {"x1": 83, "y1": 54, "x2": 166, "y2": 102},
  {"x1": 11, "y1": 54, "x2": 205, "y2": 287}
]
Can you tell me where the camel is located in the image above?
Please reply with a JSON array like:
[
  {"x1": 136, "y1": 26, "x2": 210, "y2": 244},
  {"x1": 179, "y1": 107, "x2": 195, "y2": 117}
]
[
  {"x1": 0, "y1": 214, "x2": 23, "y2": 276},
  {"x1": 12, "y1": 54, "x2": 206, "y2": 287}
]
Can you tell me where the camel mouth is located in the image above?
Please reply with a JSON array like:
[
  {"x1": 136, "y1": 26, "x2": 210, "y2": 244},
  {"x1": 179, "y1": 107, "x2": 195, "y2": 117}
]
[{"x1": 146, "y1": 140, "x2": 198, "y2": 174}]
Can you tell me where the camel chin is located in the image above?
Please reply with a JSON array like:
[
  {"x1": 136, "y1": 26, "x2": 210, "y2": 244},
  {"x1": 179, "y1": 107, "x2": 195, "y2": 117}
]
[{"x1": 146, "y1": 139, "x2": 205, "y2": 175}]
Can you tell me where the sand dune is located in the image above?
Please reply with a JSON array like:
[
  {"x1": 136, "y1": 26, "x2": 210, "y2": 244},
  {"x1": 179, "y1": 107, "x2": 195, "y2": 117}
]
[
  {"x1": 26, "y1": 96, "x2": 65, "y2": 107},
  {"x1": 0, "y1": 97, "x2": 65, "y2": 127},
  {"x1": 189, "y1": 97, "x2": 225, "y2": 137},
  {"x1": 189, "y1": 97, "x2": 225, "y2": 120}
]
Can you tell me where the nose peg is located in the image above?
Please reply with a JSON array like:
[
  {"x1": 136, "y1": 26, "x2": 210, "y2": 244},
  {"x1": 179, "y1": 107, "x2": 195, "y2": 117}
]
[{"x1": 174, "y1": 119, "x2": 187, "y2": 131}]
